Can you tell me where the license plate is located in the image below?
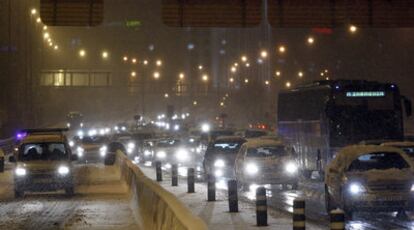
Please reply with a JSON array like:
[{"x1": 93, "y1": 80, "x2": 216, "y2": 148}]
[{"x1": 33, "y1": 178, "x2": 52, "y2": 183}]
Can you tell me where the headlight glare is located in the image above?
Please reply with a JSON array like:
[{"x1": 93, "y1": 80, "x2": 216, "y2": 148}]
[
  {"x1": 349, "y1": 183, "x2": 365, "y2": 195},
  {"x1": 285, "y1": 162, "x2": 298, "y2": 174},
  {"x1": 58, "y1": 166, "x2": 70, "y2": 175},
  {"x1": 176, "y1": 149, "x2": 189, "y2": 161},
  {"x1": 157, "y1": 151, "x2": 166, "y2": 159},
  {"x1": 214, "y1": 159, "x2": 225, "y2": 168},
  {"x1": 127, "y1": 142, "x2": 135, "y2": 149},
  {"x1": 15, "y1": 167, "x2": 27, "y2": 176},
  {"x1": 245, "y1": 163, "x2": 259, "y2": 175}
]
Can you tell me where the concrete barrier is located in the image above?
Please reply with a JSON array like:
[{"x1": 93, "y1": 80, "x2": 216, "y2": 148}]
[{"x1": 116, "y1": 151, "x2": 208, "y2": 230}]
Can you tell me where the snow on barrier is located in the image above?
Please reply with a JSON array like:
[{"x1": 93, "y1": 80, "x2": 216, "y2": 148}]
[{"x1": 116, "y1": 151, "x2": 208, "y2": 230}]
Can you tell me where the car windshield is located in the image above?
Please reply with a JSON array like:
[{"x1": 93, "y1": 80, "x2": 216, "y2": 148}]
[
  {"x1": 348, "y1": 152, "x2": 409, "y2": 172},
  {"x1": 397, "y1": 146, "x2": 414, "y2": 156},
  {"x1": 81, "y1": 136, "x2": 107, "y2": 144},
  {"x1": 210, "y1": 141, "x2": 243, "y2": 154},
  {"x1": 157, "y1": 140, "x2": 180, "y2": 148},
  {"x1": 247, "y1": 146, "x2": 286, "y2": 157},
  {"x1": 19, "y1": 143, "x2": 68, "y2": 161}
]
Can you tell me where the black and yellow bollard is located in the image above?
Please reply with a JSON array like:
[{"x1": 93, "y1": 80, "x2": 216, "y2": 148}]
[
  {"x1": 187, "y1": 168, "x2": 195, "y2": 193},
  {"x1": 293, "y1": 199, "x2": 306, "y2": 230},
  {"x1": 171, "y1": 164, "x2": 178, "y2": 186},
  {"x1": 256, "y1": 187, "x2": 268, "y2": 226},
  {"x1": 330, "y1": 209, "x2": 345, "y2": 230},
  {"x1": 155, "y1": 161, "x2": 162, "y2": 182},
  {"x1": 227, "y1": 180, "x2": 238, "y2": 212},
  {"x1": 207, "y1": 174, "x2": 216, "y2": 201}
]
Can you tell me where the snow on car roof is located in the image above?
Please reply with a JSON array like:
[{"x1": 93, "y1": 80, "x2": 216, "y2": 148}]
[
  {"x1": 244, "y1": 138, "x2": 284, "y2": 148},
  {"x1": 214, "y1": 136, "x2": 245, "y2": 142},
  {"x1": 22, "y1": 134, "x2": 65, "y2": 144},
  {"x1": 330, "y1": 145, "x2": 410, "y2": 172},
  {"x1": 381, "y1": 141, "x2": 414, "y2": 147}
]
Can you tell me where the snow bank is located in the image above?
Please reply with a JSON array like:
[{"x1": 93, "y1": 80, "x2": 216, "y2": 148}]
[{"x1": 116, "y1": 151, "x2": 208, "y2": 230}]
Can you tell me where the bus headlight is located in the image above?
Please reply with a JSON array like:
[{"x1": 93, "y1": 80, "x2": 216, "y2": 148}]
[
  {"x1": 15, "y1": 167, "x2": 27, "y2": 176},
  {"x1": 285, "y1": 162, "x2": 298, "y2": 174},
  {"x1": 156, "y1": 151, "x2": 166, "y2": 159},
  {"x1": 245, "y1": 163, "x2": 259, "y2": 175},
  {"x1": 214, "y1": 159, "x2": 225, "y2": 168},
  {"x1": 349, "y1": 183, "x2": 366, "y2": 195},
  {"x1": 58, "y1": 166, "x2": 70, "y2": 175}
]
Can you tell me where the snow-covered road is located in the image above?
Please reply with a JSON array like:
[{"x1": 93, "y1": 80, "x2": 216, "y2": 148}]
[{"x1": 0, "y1": 164, "x2": 140, "y2": 230}]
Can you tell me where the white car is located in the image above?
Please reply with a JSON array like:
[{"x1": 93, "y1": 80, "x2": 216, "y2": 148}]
[
  {"x1": 235, "y1": 139, "x2": 299, "y2": 190},
  {"x1": 325, "y1": 145, "x2": 414, "y2": 218}
]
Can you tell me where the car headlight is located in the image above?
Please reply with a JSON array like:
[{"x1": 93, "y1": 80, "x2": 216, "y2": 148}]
[
  {"x1": 214, "y1": 169, "x2": 223, "y2": 177},
  {"x1": 69, "y1": 141, "x2": 75, "y2": 147},
  {"x1": 411, "y1": 184, "x2": 414, "y2": 192},
  {"x1": 58, "y1": 166, "x2": 70, "y2": 175},
  {"x1": 176, "y1": 149, "x2": 189, "y2": 161},
  {"x1": 156, "y1": 151, "x2": 166, "y2": 159},
  {"x1": 127, "y1": 142, "x2": 135, "y2": 149},
  {"x1": 245, "y1": 163, "x2": 259, "y2": 175},
  {"x1": 144, "y1": 150, "x2": 152, "y2": 156},
  {"x1": 214, "y1": 159, "x2": 225, "y2": 168},
  {"x1": 100, "y1": 146, "x2": 107, "y2": 152},
  {"x1": 15, "y1": 167, "x2": 27, "y2": 176},
  {"x1": 349, "y1": 182, "x2": 366, "y2": 195},
  {"x1": 285, "y1": 162, "x2": 298, "y2": 174}
]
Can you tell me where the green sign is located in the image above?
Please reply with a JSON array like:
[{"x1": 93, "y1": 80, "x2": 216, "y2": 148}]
[
  {"x1": 126, "y1": 20, "x2": 142, "y2": 28},
  {"x1": 346, "y1": 91, "x2": 385, "y2": 97}
]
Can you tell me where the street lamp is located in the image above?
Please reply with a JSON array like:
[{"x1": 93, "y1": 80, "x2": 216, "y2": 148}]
[
  {"x1": 43, "y1": 26, "x2": 48, "y2": 30},
  {"x1": 275, "y1": 71, "x2": 281, "y2": 77},
  {"x1": 79, "y1": 49, "x2": 86, "y2": 57},
  {"x1": 298, "y1": 71, "x2": 304, "y2": 78},
  {"x1": 31, "y1": 9, "x2": 37, "y2": 15},
  {"x1": 231, "y1": 66, "x2": 237, "y2": 73},
  {"x1": 153, "y1": 71, "x2": 160, "y2": 79},
  {"x1": 241, "y1": 55, "x2": 248, "y2": 62},
  {"x1": 164, "y1": 93, "x2": 169, "y2": 98},
  {"x1": 179, "y1": 73, "x2": 185, "y2": 80},
  {"x1": 131, "y1": 71, "x2": 137, "y2": 77},
  {"x1": 260, "y1": 50, "x2": 268, "y2": 58},
  {"x1": 143, "y1": 60, "x2": 149, "y2": 65},
  {"x1": 278, "y1": 45, "x2": 286, "y2": 54},
  {"x1": 245, "y1": 63, "x2": 250, "y2": 67},
  {"x1": 132, "y1": 58, "x2": 137, "y2": 64},
  {"x1": 198, "y1": 65, "x2": 203, "y2": 70},
  {"x1": 202, "y1": 74, "x2": 209, "y2": 82},
  {"x1": 123, "y1": 56, "x2": 128, "y2": 62},
  {"x1": 36, "y1": 17, "x2": 41, "y2": 23},
  {"x1": 156, "y1": 59, "x2": 162, "y2": 67},
  {"x1": 102, "y1": 51, "x2": 109, "y2": 59},
  {"x1": 43, "y1": 32, "x2": 50, "y2": 39},
  {"x1": 307, "y1": 36, "x2": 315, "y2": 45},
  {"x1": 349, "y1": 25, "x2": 358, "y2": 33},
  {"x1": 229, "y1": 77, "x2": 234, "y2": 83},
  {"x1": 244, "y1": 78, "x2": 249, "y2": 84},
  {"x1": 265, "y1": 80, "x2": 270, "y2": 85},
  {"x1": 193, "y1": 101, "x2": 198, "y2": 106},
  {"x1": 53, "y1": 45, "x2": 59, "y2": 50},
  {"x1": 286, "y1": 81, "x2": 291, "y2": 88}
]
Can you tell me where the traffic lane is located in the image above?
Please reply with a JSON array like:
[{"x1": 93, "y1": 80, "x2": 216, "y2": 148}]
[
  {"x1": 0, "y1": 164, "x2": 140, "y2": 230},
  {"x1": 240, "y1": 181, "x2": 414, "y2": 230}
]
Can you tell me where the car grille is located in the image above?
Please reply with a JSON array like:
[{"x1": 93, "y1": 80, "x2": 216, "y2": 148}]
[{"x1": 368, "y1": 182, "x2": 410, "y2": 192}]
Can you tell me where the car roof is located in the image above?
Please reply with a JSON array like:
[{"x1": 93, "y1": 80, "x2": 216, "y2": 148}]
[
  {"x1": 21, "y1": 134, "x2": 65, "y2": 144},
  {"x1": 244, "y1": 139, "x2": 284, "y2": 148}
]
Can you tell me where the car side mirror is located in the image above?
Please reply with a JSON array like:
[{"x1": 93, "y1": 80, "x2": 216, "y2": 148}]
[
  {"x1": 71, "y1": 154, "x2": 78, "y2": 161},
  {"x1": 9, "y1": 156, "x2": 16, "y2": 163}
]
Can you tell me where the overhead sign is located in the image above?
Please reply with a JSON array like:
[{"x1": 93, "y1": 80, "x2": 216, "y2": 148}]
[
  {"x1": 268, "y1": 0, "x2": 414, "y2": 28},
  {"x1": 162, "y1": 0, "x2": 262, "y2": 27},
  {"x1": 346, "y1": 91, "x2": 385, "y2": 97},
  {"x1": 40, "y1": 0, "x2": 103, "y2": 26}
]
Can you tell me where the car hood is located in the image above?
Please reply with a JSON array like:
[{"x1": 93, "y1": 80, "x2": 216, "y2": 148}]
[
  {"x1": 17, "y1": 161, "x2": 69, "y2": 172},
  {"x1": 346, "y1": 168, "x2": 413, "y2": 183}
]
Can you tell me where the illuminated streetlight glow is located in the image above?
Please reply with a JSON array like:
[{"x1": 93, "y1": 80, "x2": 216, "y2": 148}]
[
  {"x1": 131, "y1": 71, "x2": 136, "y2": 77},
  {"x1": 298, "y1": 71, "x2": 304, "y2": 78},
  {"x1": 245, "y1": 63, "x2": 250, "y2": 67},
  {"x1": 244, "y1": 78, "x2": 249, "y2": 84},
  {"x1": 286, "y1": 81, "x2": 291, "y2": 88},
  {"x1": 102, "y1": 51, "x2": 109, "y2": 59},
  {"x1": 202, "y1": 74, "x2": 209, "y2": 82},
  {"x1": 349, "y1": 25, "x2": 358, "y2": 33},
  {"x1": 198, "y1": 65, "x2": 203, "y2": 70},
  {"x1": 132, "y1": 58, "x2": 137, "y2": 64},
  {"x1": 43, "y1": 26, "x2": 47, "y2": 30},
  {"x1": 79, "y1": 49, "x2": 86, "y2": 57},
  {"x1": 31, "y1": 9, "x2": 37, "y2": 15},
  {"x1": 43, "y1": 32, "x2": 50, "y2": 39},
  {"x1": 234, "y1": 63, "x2": 239, "y2": 67},
  {"x1": 48, "y1": 42, "x2": 53, "y2": 47},
  {"x1": 193, "y1": 101, "x2": 198, "y2": 106},
  {"x1": 220, "y1": 102, "x2": 225, "y2": 107},
  {"x1": 164, "y1": 93, "x2": 169, "y2": 98},
  {"x1": 276, "y1": 71, "x2": 281, "y2": 77},
  {"x1": 260, "y1": 50, "x2": 268, "y2": 58},
  {"x1": 153, "y1": 72, "x2": 160, "y2": 79},
  {"x1": 47, "y1": 38, "x2": 52, "y2": 43},
  {"x1": 265, "y1": 80, "x2": 270, "y2": 85},
  {"x1": 156, "y1": 60, "x2": 162, "y2": 66},
  {"x1": 143, "y1": 60, "x2": 149, "y2": 65},
  {"x1": 241, "y1": 55, "x2": 248, "y2": 62},
  {"x1": 278, "y1": 45, "x2": 286, "y2": 53},
  {"x1": 179, "y1": 73, "x2": 185, "y2": 80},
  {"x1": 307, "y1": 36, "x2": 315, "y2": 45},
  {"x1": 229, "y1": 77, "x2": 234, "y2": 83},
  {"x1": 36, "y1": 17, "x2": 41, "y2": 23},
  {"x1": 231, "y1": 66, "x2": 237, "y2": 73},
  {"x1": 123, "y1": 56, "x2": 128, "y2": 62},
  {"x1": 53, "y1": 45, "x2": 58, "y2": 50}
]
